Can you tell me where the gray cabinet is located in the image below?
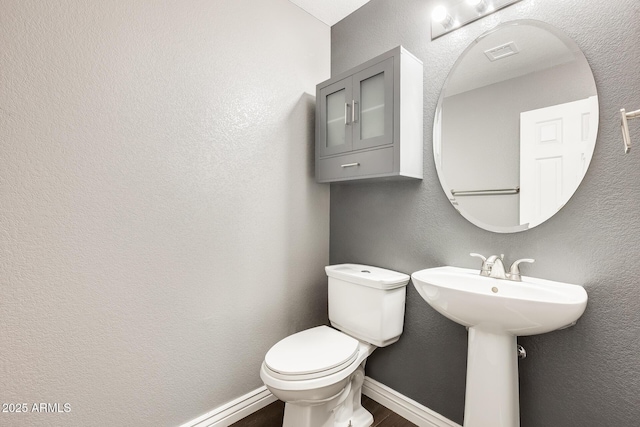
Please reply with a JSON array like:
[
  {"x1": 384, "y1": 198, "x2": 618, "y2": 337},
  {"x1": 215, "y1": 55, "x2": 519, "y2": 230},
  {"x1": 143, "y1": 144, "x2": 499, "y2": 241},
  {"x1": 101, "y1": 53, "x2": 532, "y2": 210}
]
[{"x1": 315, "y1": 46, "x2": 423, "y2": 183}]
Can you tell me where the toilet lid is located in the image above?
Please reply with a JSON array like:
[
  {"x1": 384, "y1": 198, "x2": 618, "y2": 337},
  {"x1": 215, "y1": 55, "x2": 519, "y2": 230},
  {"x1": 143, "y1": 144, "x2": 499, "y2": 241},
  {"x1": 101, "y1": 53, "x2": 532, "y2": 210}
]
[{"x1": 265, "y1": 326, "x2": 359, "y2": 379}]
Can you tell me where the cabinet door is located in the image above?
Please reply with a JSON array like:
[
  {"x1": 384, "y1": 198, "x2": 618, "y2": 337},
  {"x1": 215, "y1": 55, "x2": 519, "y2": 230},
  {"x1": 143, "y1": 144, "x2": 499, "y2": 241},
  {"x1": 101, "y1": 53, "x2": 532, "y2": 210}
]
[
  {"x1": 352, "y1": 57, "x2": 394, "y2": 151},
  {"x1": 318, "y1": 78, "x2": 353, "y2": 157}
]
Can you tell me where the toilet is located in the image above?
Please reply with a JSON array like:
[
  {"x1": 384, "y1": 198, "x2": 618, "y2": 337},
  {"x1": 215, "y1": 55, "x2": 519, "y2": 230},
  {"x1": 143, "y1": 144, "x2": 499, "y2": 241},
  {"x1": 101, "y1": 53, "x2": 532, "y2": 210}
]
[{"x1": 260, "y1": 264, "x2": 410, "y2": 427}]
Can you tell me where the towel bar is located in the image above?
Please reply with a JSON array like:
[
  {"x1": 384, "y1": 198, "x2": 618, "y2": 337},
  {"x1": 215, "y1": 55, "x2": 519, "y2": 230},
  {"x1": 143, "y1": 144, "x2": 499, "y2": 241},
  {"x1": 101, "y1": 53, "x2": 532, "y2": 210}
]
[
  {"x1": 621, "y1": 108, "x2": 640, "y2": 154},
  {"x1": 451, "y1": 187, "x2": 520, "y2": 197}
]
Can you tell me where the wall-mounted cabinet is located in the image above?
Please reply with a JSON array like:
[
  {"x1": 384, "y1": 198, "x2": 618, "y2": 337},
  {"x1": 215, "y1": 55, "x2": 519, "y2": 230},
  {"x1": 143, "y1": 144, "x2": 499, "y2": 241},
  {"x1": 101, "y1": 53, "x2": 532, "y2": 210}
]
[{"x1": 315, "y1": 46, "x2": 423, "y2": 183}]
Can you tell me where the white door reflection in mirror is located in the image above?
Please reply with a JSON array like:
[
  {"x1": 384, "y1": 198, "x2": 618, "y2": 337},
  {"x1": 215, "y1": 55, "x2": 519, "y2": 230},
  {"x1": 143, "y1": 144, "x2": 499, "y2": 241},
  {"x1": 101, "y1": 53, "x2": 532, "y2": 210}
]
[{"x1": 519, "y1": 96, "x2": 597, "y2": 228}]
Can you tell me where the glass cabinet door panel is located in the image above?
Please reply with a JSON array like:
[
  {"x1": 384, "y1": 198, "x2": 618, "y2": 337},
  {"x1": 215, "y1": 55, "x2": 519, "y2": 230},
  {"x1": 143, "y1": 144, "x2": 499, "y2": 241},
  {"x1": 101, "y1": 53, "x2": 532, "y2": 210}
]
[
  {"x1": 318, "y1": 78, "x2": 353, "y2": 157},
  {"x1": 353, "y1": 57, "x2": 394, "y2": 150},
  {"x1": 326, "y1": 88, "x2": 347, "y2": 148},
  {"x1": 360, "y1": 72, "x2": 385, "y2": 140}
]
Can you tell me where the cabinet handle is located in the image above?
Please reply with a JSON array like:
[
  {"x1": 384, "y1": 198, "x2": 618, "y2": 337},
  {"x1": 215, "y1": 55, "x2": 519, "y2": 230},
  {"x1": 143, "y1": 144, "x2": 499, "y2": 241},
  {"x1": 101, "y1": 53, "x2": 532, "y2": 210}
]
[
  {"x1": 341, "y1": 162, "x2": 360, "y2": 168},
  {"x1": 352, "y1": 100, "x2": 358, "y2": 123},
  {"x1": 344, "y1": 102, "x2": 350, "y2": 125}
]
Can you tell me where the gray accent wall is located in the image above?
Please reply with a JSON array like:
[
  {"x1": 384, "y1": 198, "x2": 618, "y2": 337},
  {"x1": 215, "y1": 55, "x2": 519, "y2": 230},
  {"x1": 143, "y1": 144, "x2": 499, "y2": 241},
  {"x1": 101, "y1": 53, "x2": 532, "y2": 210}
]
[
  {"x1": 0, "y1": 1, "x2": 329, "y2": 426},
  {"x1": 331, "y1": 0, "x2": 640, "y2": 425}
]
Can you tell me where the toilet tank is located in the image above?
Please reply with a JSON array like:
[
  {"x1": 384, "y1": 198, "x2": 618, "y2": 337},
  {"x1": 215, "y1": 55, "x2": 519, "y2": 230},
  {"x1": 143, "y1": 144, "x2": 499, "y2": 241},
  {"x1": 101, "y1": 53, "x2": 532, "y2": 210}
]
[{"x1": 326, "y1": 264, "x2": 410, "y2": 347}]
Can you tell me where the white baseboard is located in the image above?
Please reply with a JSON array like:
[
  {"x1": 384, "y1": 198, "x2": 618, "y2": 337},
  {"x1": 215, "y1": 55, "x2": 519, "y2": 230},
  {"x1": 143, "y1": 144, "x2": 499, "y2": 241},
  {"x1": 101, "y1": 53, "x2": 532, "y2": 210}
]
[
  {"x1": 179, "y1": 385, "x2": 277, "y2": 427},
  {"x1": 362, "y1": 377, "x2": 462, "y2": 427},
  {"x1": 178, "y1": 377, "x2": 461, "y2": 427}
]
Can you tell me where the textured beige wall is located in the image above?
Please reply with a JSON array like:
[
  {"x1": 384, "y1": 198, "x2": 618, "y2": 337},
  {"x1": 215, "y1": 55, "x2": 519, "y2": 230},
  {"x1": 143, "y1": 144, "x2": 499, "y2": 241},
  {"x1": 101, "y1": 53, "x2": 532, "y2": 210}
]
[{"x1": 0, "y1": 1, "x2": 330, "y2": 425}]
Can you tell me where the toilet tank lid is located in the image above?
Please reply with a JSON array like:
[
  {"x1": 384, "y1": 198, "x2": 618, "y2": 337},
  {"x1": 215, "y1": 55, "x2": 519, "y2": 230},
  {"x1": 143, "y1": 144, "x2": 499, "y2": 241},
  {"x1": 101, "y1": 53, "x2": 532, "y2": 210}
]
[{"x1": 325, "y1": 264, "x2": 410, "y2": 289}]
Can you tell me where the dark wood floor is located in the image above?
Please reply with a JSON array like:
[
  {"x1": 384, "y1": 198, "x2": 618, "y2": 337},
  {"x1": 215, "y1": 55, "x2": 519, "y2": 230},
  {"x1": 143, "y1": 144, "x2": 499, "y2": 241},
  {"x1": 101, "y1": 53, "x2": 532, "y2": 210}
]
[{"x1": 230, "y1": 395, "x2": 417, "y2": 427}]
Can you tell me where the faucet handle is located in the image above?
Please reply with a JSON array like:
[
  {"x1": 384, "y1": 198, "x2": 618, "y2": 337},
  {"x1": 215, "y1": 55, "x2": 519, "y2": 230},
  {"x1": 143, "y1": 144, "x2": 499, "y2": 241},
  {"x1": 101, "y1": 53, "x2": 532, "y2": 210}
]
[
  {"x1": 470, "y1": 253, "x2": 490, "y2": 276},
  {"x1": 509, "y1": 258, "x2": 535, "y2": 281},
  {"x1": 470, "y1": 253, "x2": 486, "y2": 262}
]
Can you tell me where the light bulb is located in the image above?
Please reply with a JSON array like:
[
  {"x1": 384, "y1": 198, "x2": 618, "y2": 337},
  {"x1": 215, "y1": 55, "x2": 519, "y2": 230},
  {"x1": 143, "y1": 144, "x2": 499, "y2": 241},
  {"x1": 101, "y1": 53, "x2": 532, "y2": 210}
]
[
  {"x1": 467, "y1": 0, "x2": 488, "y2": 12},
  {"x1": 432, "y1": 5, "x2": 448, "y2": 22},
  {"x1": 432, "y1": 5, "x2": 454, "y2": 29}
]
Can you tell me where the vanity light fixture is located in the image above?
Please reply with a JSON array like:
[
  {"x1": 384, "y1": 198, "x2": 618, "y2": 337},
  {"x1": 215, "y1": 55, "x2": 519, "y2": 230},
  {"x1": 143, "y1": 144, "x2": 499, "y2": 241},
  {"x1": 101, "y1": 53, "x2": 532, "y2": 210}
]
[{"x1": 431, "y1": 0, "x2": 523, "y2": 40}]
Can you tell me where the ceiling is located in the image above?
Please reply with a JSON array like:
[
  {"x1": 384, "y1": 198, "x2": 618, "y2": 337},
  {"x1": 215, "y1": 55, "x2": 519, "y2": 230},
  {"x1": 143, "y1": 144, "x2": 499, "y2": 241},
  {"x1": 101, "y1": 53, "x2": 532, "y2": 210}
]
[
  {"x1": 446, "y1": 24, "x2": 578, "y2": 96},
  {"x1": 288, "y1": 0, "x2": 371, "y2": 26}
]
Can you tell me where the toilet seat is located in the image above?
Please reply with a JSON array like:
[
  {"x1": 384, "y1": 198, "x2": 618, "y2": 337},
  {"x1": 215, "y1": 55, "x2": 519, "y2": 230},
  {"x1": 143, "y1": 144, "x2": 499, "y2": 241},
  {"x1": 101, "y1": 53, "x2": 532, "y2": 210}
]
[{"x1": 264, "y1": 326, "x2": 360, "y2": 381}]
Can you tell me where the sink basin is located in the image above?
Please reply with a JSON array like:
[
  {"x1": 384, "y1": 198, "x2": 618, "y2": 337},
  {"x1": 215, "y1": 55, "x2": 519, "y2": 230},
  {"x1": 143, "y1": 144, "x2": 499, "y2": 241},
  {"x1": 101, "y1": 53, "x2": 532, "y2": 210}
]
[
  {"x1": 411, "y1": 266, "x2": 588, "y2": 336},
  {"x1": 411, "y1": 266, "x2": 588, "y2": 427}
]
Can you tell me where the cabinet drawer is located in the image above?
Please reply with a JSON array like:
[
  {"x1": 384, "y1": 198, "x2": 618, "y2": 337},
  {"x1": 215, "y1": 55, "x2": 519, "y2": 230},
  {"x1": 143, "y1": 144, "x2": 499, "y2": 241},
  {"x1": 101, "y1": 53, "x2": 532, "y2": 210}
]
[{"x1": 317, "y1": 147, "x2": 394, "y2": 182}]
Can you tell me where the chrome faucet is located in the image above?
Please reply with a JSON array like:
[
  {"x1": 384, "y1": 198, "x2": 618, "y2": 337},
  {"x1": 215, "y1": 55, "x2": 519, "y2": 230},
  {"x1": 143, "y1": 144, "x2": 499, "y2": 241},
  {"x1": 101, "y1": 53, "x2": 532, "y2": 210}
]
[
  {"x1": 486, "y1": 254, "x2": 507, "y2": 279},
  {"x1": 470, "y1": 253, "x2": 534, "y2": 281}
]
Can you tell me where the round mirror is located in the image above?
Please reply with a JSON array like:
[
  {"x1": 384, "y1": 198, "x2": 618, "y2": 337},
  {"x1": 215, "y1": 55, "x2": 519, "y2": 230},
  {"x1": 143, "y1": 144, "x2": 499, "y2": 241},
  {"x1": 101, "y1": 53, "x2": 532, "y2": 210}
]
[{"x1": 434, "y1": 20, "x2": 598, "y2": 233}]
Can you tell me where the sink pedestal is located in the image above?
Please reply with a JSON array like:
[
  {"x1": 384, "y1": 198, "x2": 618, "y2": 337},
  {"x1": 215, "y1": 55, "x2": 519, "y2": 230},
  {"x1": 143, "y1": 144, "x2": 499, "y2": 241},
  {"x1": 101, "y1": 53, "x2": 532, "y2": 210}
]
[
  {"x1": 412, "y1": 266, "x2": 588, "y2": 427},
  {"x1": 464, "y1": 327, "x2": 519, "y2": 427}
]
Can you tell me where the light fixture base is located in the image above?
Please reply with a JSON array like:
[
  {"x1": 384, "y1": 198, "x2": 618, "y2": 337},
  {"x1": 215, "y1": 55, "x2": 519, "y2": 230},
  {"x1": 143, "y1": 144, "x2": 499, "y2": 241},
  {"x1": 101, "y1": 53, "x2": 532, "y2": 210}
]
[{"x1": 431, "y1": 0, "x2": 523, "y2": 40}]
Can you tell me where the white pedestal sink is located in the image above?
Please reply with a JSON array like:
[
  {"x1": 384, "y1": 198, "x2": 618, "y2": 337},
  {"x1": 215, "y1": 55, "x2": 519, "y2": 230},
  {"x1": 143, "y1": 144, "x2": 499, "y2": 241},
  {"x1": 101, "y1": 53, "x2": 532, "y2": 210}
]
[{"x1": 412, "y1": 266, "x2": 588, "y2": 427}]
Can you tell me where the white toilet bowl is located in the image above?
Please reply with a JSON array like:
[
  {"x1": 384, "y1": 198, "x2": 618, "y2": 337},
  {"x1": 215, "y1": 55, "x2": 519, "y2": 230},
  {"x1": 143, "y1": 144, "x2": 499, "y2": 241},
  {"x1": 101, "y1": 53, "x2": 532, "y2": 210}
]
[
  {"x1": 260, "y1": 326, "x2": 375, "y2": 427},
  {"x1": 260, "y1": 264, "x2": 410, "y2": 427}
]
